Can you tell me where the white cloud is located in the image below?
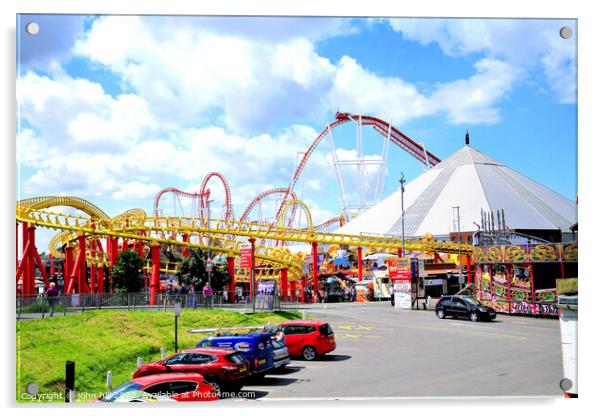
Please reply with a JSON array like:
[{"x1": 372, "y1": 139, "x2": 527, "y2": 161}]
[
  {"x1": 387, "y1": 18, "x2": 576, "y2": 104},
  {"x1": 74, "y1": 16, "x2": 337, "y2": 133},
  {"x1": 17, "y1": 69, "x2": 156, "y2": 152},
  {"x1": 428, "y1": 58, "x2": 522, "y2": 124},
  {"x1": 327, "y1": 56, "x2": 430, "y2": 124},
  {"x1": 327, "y1": 56, "x2": 519, "y2": 125}
]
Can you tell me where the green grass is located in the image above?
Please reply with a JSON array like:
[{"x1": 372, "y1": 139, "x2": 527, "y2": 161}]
[{"x1": 16, "y1": 309, "x2": 301, "y2": 403}]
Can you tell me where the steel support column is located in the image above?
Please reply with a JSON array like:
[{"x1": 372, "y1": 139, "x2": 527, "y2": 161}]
[
  {"x1": 64, "y1": 246, "x2": 74, "y2": 293},
  {"x1": 311, "y1": 241, "x2": 318, "y2": 302},
  {"x1": 227, "y1": 256, "x2": 235, "y2": 303},
  {"x1": 357, "y1": 247, "x2": 363, "y2": 282},
  {"x1": 290, "y1": 281, "x2": 297, "y2": 302},
  {"x1": 280, "y1": 268, "x2": 289, "y2": 301},
  {"x1": 182, "y1": 234, "x2": 190, "y2": 257},
  {"x1": 150, "y1": 243, "x2": 161, "y2": 306},
  {"x1": 249, "y1": 237, "x2": 256, "y2": 307}
]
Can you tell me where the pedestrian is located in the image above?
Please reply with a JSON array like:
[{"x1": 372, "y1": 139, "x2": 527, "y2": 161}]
[
  {"x1": 45, "y1": 282, "x2": 59, "y2": 317},
  {"x1": 223, "y1": 287, "x2": 228, "y2": 304},
  {"x1": 273, "y1": 328, "x2": 285, "y2": 342},
  {"x1": 203, "y1": 282, "x2": 213, "y2": 309},
  {"x1": 188, "y1": 284, "x2": 197, "y2": 308},
  {"x1": 177, "y1": 282, "x2": 188, "y2": 307}
]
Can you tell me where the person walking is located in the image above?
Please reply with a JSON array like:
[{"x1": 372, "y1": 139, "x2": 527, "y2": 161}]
[
  {"x1": 203, "y1": 282, "x2": 213, "y2": 309},
  {"x1": 45, "y1": 282, "x2": 59, "y2": 317},
  {"x1": 188, "y1": 284, "x2": 197, "y2": 308}
]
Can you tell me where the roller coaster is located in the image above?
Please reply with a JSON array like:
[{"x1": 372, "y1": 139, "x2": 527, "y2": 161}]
[{"x1": 16, "y1": 113, "x2": 470, "y2": 304}]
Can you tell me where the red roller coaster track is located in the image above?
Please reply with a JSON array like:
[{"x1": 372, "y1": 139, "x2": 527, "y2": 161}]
[
  {"x1": 275, "y1": 112, "x2": 442, "y2": 220},
  {"x1": 154, "y1": 172, "x2": 235, "y2": 221},
  {"x1": 199, "y1": 172, "x2": 234, "y2": 221},
  {"x1": 152, "y1": 187, "x2": 210, "y2": 217},
  {"x1": 240, "y1": 188, "x2": 298, "y2": 224}
]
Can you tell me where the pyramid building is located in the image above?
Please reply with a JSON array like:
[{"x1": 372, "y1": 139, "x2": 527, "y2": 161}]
[{"x1": 336, "y1": 144, "x2": 577, "y2": 241}]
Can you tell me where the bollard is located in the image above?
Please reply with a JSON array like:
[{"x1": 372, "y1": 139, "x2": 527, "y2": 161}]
[
  {"x1": 161, "y1": 348, "x2": 166, "y2": 359},
  {"x1": 137, "y1": 356, "x2": 142, "y2": 368},
  {"x1": 65, "y1": 361, "x2": 75, "y2": 403},
  {"x1": 106, "y1": 371, "x2": 113, "y2": 390},
  {"x1": 302, "y1": 310, "x2": 307, "y2": 319}
]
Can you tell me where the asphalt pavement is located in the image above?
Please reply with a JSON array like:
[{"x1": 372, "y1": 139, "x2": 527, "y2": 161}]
[{"x1": 239, "y1": 301, "x2": 563, "y2": 400}]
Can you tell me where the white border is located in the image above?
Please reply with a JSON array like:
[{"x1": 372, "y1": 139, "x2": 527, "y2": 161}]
[{"x1": 2, "y1": 1, "x2": 600, "y2": 415}]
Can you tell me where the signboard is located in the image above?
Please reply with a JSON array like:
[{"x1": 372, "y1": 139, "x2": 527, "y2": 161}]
[
  {"x1": 423, "y1": 278, "x2": 444, "y2": 286},
  {"x1": 254, "y1": 280, "x2": 276, "y2": 311},
  {"x1": 205, "y1": 261, "x2": 213, "y2": 272},
  {"x1": 240, "y1": 243, "x2": 252, "y2": 269},
  {"x1": 389, "y1": 258, "x2": 413, "y2": 310}
]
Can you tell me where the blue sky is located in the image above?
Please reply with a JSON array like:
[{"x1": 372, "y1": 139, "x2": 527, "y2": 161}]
[{"x1": 16, "y1": 15, "x2": 577, "y2": 248}]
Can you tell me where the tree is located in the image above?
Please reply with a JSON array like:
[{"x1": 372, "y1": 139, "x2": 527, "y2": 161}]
[
  {"x1": 176, "y1": 249, "x2": 230, "y2": 290},
  {"x1": 111, "y1": 251, "x2": 144, "y2": 293}
]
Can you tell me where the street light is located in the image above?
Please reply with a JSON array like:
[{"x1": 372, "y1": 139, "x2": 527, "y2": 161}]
[
  {"x1": 452, "y1": 206, "x2": 462, "y2": 288},
  {"x1": 399, "y1": 171, "x2": 406, "y2": 257}
]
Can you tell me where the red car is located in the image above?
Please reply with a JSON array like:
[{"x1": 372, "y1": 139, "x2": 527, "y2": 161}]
[
  {"x1": 99, "y1": 373, "x2": 218, "y2": 402},
  {"x1": 133, "y1": 348, "x2": 250, "y2": 396},
  {"x1": 279, "y1": 320, "x2": 336, "y2": 361}
]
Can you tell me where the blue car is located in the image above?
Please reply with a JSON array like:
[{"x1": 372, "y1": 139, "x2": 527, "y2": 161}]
[{"x1": 196, "y1": 332, "x2": 274, "y2": 376}]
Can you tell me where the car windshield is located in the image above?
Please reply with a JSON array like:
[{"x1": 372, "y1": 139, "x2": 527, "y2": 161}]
[
  {"x1": 271, "y1": 339, "x2": 285, "y2": 349},
  {"x1": 464, "y1": 297, "x2": 482, "y2": 306},
  {"x1": 99, "y1": 381, "x2": 143, "y2": 402}
]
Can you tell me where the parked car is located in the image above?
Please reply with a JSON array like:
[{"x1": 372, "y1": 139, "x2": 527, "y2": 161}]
[
  {"x1": 435, "y1": 296, "x2": 496, "y2": 322},
  {"x1": 196, "y1": 332, "x2": 275, "y2": 377},
  {"x1": 98, "y1": 373, "x2": 218, "y2": 402},
  {"x1": 132, "y1": 348, "x2": 250, "y2": 395},
  {"x1": 270, "y1": 338, "x2": 291, "y2": 370},
  {"x1": 279, "y1": 320, "x2": 336, "y2": 361}
]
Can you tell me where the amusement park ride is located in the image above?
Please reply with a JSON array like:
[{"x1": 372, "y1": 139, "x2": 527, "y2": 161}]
[{"x1": 16, "y1": 113, "x2": 470, "y2": 304}]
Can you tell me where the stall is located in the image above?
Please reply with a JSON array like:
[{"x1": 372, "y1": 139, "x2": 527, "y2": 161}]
[{"x1": 472, "y1": 242, "x2": 577, "y2": 316}]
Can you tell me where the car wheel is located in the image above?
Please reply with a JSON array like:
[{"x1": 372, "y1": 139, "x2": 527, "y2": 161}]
[
  {"x1": 436, "y1": 309, "x2": 445, "y2": 319},
  {"x1": 204, "y1": 376, "x2": 223, "y2": 398},
  {"x1": 302, "y1": 346, "x2": 317, "y2": 361},
  {"x1": 470, "y1": 312, "x2": 479, "y2": 322}
]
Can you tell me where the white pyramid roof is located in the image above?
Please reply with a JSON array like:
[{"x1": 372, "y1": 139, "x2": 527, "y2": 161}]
[{"x1": 337, "y1": 145, "x2": 577, "y2": 237}]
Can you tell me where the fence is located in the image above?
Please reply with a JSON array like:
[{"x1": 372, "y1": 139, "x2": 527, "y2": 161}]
[{"x1": 16, "y1": 290, "x2": 292, "y2": 319}]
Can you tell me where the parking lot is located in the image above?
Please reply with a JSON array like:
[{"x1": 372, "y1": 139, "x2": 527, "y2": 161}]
[{"x1": 238, "y1": 302, "x2": 563, "y2": 399}]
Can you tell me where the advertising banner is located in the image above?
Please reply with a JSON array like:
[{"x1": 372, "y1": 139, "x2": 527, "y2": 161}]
[
  {"x1": 240, "y1": 243, "x2": 252, "y2": 269},
  {"x1": 254, "y1": 280, "x2": 276, "y2": 311},
  {"x1": 390, "y1": 258, "x2": 413, "y2": 310}
]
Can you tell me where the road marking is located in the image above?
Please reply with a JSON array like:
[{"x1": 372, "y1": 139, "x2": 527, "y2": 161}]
[
  {"x1": 335, "y1": 333, "x2": 383, "y2": 339},
  {"x1": 336, "y1": 325, "x2": 392, "y2": 331}
]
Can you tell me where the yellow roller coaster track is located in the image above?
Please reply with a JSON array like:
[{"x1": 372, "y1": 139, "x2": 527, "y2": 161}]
[
  {"x1": 16, "y1": 196, "x2": 472, "y2": 283},
  {"x1": 17, "y1": 202, "x2": 472, "y2": 254}
]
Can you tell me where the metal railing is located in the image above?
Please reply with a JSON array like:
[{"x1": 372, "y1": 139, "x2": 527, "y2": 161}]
[{"x1": 16, "y1": 290, "x2": 280, "y2": 319}]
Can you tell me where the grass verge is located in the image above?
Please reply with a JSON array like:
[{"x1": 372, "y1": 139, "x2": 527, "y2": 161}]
[{"x1": 16, "y1": 308, "x2": 300, "y2": 403}]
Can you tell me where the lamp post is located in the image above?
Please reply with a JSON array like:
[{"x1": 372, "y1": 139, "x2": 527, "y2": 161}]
[
  {"x1": 452, "y1": 206, "x2": 462, "y2": 288},
  {"x1": 399, "y1": 171, "x2": 406, "y2": 257},
  {"x1": 206, "y1": 199, "x2": 213, "y2": 287}
]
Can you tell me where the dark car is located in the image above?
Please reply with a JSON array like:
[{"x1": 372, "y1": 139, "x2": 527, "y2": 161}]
[
  {"x1": 196, "y1": 332, "x2": 275, "y2": 377},
  {"x1": 435, "y1": 296, "x2": 496, "y2": 322},
  {"x1": 132, "y1": 348, "x2": 250, "y2": 396}
]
